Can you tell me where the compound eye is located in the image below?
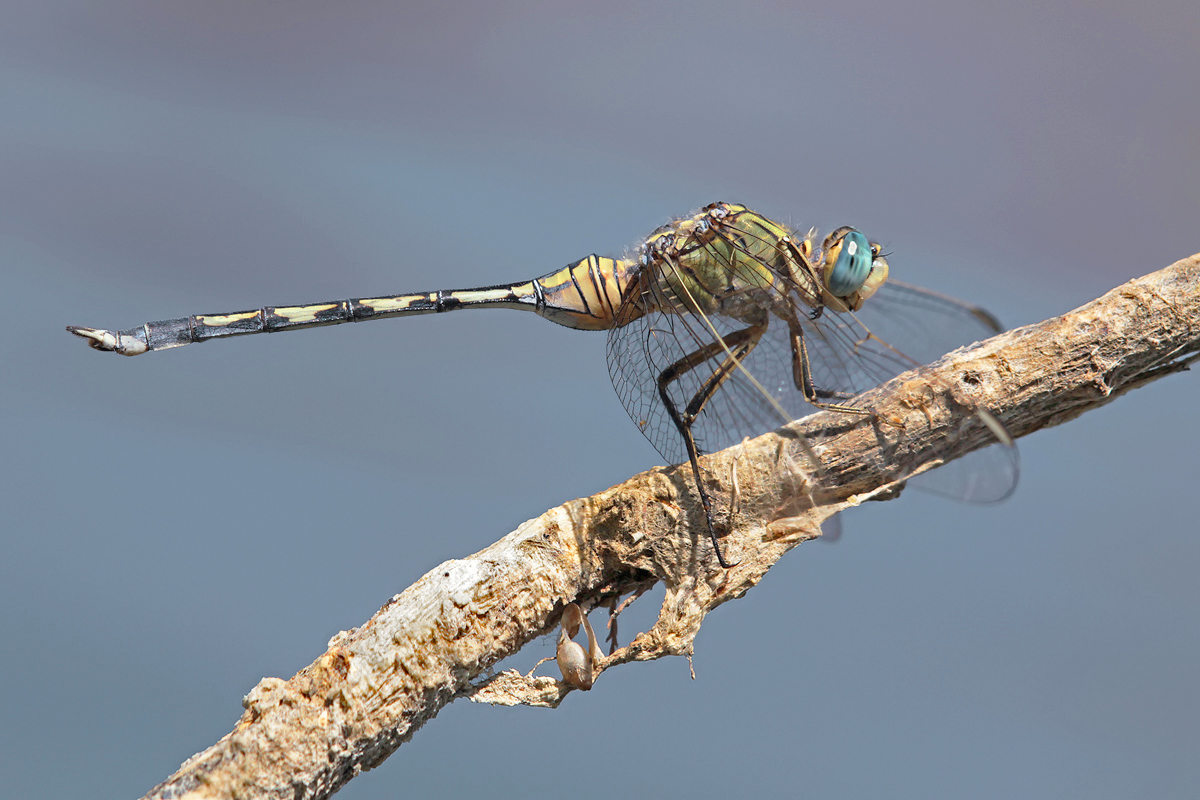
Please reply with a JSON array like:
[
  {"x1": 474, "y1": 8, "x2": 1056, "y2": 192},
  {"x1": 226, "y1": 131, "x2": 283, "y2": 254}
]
[{"x1": 826, "y1": 229, "x2": 872, "y2": 296}]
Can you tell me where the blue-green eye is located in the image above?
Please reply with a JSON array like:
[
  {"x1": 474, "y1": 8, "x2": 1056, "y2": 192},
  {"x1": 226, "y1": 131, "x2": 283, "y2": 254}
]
[{"x1": 828, "y1": 230, "x2": 873, "y2": 296}]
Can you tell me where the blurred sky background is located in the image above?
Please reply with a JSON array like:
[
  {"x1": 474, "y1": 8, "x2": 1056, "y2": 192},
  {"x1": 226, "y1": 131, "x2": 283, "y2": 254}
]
[{"x1": 2, "y1": 2, "x2": 1198, "y2": 798}]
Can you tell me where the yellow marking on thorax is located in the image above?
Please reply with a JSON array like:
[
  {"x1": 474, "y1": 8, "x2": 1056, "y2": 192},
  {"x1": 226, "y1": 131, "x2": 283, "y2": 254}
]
[
  {"x1": 197, "y1": 311, "x2": 260, "y2": 326},
  {"x1": 273, "y1": 304, "x2": 338, "y2": 322}
]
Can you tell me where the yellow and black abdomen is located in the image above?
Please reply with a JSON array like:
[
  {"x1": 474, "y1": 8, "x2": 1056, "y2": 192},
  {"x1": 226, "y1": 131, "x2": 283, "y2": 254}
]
[
  {"x1": 67, "y1": 255, "x2": 640, "y2": 356},
  {"x1": 525, "y1": 255, "x2": 636, "y2": 330}
]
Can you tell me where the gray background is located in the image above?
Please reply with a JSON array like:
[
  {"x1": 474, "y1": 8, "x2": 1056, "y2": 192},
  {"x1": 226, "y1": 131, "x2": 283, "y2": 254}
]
[{"x1": 3, "y1": 2, "x2": 1198, "y2": 798}]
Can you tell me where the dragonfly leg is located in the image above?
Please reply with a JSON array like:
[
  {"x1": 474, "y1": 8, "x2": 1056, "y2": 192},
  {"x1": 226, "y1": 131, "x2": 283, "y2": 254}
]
[
  {"x1": 787, "y1": 314, "x2": 871, "y2": 415},
  {"x1": 657, "y1": 323, "x2": 766, "y2": 567}
]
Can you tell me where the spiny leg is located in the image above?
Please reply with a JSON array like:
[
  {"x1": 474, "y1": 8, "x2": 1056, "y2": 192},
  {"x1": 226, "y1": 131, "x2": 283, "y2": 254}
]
[
  {"x1": 657, "y1": 323, "x2": 765, "y2": 568},
  {"x1": 787, "y1": 312, "x2": 872, "y2": 415}
]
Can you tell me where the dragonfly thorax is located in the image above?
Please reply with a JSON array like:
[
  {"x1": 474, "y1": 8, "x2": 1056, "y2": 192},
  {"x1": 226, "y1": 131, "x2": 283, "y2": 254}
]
[{"x1": 639, "y1": 203, "x2": 797, "y2": 322}]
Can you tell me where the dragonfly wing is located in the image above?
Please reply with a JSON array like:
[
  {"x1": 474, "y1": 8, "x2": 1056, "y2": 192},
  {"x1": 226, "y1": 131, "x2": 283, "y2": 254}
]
[
  {"x1": 849, "y1": 279, "x2": 1003, "y2": 366},
  {"x1": 907, "y1": 439, "x2": 1020, "y2": 503},
  {"x1": 844, "y1": 280, "x2": 1019, "y2": 503},
  {"x1": 607, "y1": 305, "x2": 800, "y2": 467}
]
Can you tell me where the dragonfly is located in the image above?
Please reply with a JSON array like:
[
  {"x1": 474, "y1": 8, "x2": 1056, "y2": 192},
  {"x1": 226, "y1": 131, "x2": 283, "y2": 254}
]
[{"x1": 68, "y1": 202, "x2": 1016, "y2": 566}]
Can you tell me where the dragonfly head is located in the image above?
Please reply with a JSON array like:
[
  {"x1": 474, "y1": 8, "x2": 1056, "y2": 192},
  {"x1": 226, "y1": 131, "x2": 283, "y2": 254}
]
[{"x1": 821, "y1": 227, "x2": 889, "y2": 311}]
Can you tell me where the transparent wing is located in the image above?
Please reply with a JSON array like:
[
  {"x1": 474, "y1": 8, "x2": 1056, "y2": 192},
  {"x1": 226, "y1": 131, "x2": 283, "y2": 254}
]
[
  {"x1": 607, "y1": 302, "x2": 808, "y2": 467},
  {"x1": 848, "y1": 280, "x2": 1018, "y2": 503},
  {"x1": 778, "y1": 280, "x2": 999, "y2": 403},
  {"x1": 846, "y1": 279, "x2": 1003, "y2": 368},
  {"x1": 791, "y1": 280, "x2": 1019, "y2": 504}
]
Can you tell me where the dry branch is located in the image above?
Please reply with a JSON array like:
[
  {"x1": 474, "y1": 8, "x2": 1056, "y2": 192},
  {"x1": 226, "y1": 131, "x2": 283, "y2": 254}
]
[{"x1": 143, "y1": 255, "x2": 1200, "y2": 800}]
